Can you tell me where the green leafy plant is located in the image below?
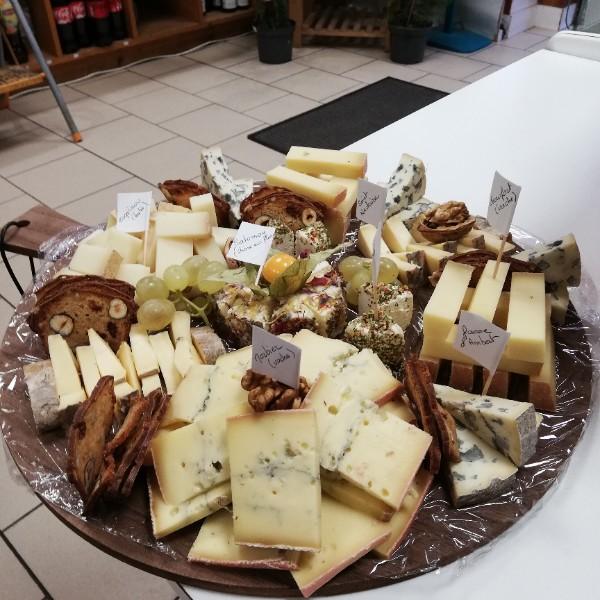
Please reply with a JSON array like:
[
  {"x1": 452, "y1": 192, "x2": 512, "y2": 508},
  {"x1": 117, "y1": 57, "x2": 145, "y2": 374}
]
[
  {"x1": 387, "y1": 0, "x2": 448, "y2": 28},
  {"x1": 255, "y1": 0, "x2": 289, "y2": 30}
]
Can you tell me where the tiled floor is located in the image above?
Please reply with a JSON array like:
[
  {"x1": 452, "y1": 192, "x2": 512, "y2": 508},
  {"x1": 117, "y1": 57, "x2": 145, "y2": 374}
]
[{"x1": 0, "y1": 27, "x2": 554, "y2": 599}]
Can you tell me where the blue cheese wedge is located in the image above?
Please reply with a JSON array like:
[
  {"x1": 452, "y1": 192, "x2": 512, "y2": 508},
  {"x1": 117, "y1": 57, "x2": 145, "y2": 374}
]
[
  {"x1": 434, "y1": 384, "x2": 538, "y2": 466},
  {"x1": 448, "y1": 422, "x2": 518, "y2": 508},
  {"x1": 386, "y1": 154, "x2": 426, "y2": 216},
  {"x1": 514, "y1": 233, "x2": 581, "y2": 287},
  {"x1": 392, "y1": 197, "x2": 439, "y2": 228},
  {"x1": 357, "y1": 282, "x2": 413, "y2": 330}
]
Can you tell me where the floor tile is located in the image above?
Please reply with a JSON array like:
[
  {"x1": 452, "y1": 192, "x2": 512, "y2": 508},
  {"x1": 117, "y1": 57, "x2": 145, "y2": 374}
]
[
  {"x1": 0, "y1": 178, "x2": 23, "y2": 204},
  {"x1": 342, "y1": 45, "x2": 389, "y2": 60},
  {"x1": 501, "y1": 30, "x2": 547, "y2": 50},
  {"x1": 23, "y1": 96, "x2": 127, "y2": 138},
  {"x1": 464, "y1": 65, "x2": 501, "y2": 83},
  {"x1": 187, "y1": 41, "x2": 257, "y2": 68},
  {"x1": 273, "y1": 68, "x2": 358, "y2": 101},
  {"x1": 296, "y1": 48, "x2": 374, "y2": 74},
  {"x1": 9, "y1": 151, "x2": 130, "y2": 208},
  {"x1": 0, "y1": 534, "x2": 43, "y2": 599},
  {"x1": 343, "y1": 59, "x2": 425, "y2": 84},
  {"x1": 128, "y1": 55, "x2": 197, "y2": 77},
  {"x1": 527, "y1": 27, "x2": 555, "y2": 37},
  {"x1": 226, "y1": 58, "x2": 309, "y2": 84},
  {"x1": 156, "y1": 63, "x2": 239, "y2": 94},
  {"x1": 10, "y1": 86, "x2": 87, "y2": 116},
  {"x1": 228, "y1": 33, "x2": 257, "y2": 48},
  {"x1": 115, "y1": 87, "x2": 210, "y2": 124},
  {"x1": 414, "y1": 74, "x2": 468, "y2": 93},
  {"x1": 293, "y1": 46, "x2": 322, "y2": 58},
  {"x1": 116, "y1": 137, "x2": 205, "y2": 184},
  {"x1": 245, "y1": 93, "x2": 319, "y2": 124},
  {"x1": 227, "y1": 161, "x2": 265, "y2": 181},
  {"x1": 58, "y1": 177, "x2": 160, "y2": 226},
  {"x1": 199, "y1": 77, "x2": 288, "y2": 112},
  {"x1": 0, "y1": 128, "x2": 81, "y2": 177},
  {"x1": 0, "y1": 110, "x2": 38, "y2": 140},
  {"x1": 418, "y1": 52, "x2": 491, "y2": 79},
  {"x1": 6, "y1": 506, "x2": 179, "y2": 600},
  {"x1": 219, "y1": 133, "x2": 284, "y2": 174},
  {"x1": 72, "y1": 71, "x2": 165, "y2": 104},
  {"x1": 161, "y1": 104, "x2": 261, "y2": 146},
  {"x1": 0, "y1": 194, "x2": 39, "y2": 225},
  {"x1": 528, "y1": 39, "x2": 549, "y2": 53},
  {"x1": 472, "y1": 44, "x2": 530, "y2": 66},
  {"x1": 320, "y1": 82, "x2": 367, "y2": 103},
  {"x1": 81, "y1": 115, "x2": 175, "y2": 160}
]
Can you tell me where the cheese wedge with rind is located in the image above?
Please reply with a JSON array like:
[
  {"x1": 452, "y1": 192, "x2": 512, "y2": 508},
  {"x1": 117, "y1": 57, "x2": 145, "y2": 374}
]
[
  {"x1": 383, "y1": 214, "x2": 416, "y2": 252},
  {"x1": 286, "y1": 146, "x2": 367, "y2": 179}
]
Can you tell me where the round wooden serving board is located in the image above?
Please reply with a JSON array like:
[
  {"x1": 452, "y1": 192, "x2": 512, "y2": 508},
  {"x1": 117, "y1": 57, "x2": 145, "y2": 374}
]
[{"x1": 0, "y1": 258, "x2": 595, "y2": 597}]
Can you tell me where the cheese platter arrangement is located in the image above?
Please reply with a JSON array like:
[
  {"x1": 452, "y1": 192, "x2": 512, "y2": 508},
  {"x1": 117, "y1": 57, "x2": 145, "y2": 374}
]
[{"x1": 0, "y1": 146, "x2": 597, "y2": 597}]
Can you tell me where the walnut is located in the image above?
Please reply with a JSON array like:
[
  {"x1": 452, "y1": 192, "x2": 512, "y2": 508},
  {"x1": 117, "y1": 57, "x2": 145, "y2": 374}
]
[
  {"x1": 418, "y1": 201, "x2": 475, "y2": 243},
  {"x1": 241, "y1": 369, "x2": 309, "y2": 412}
]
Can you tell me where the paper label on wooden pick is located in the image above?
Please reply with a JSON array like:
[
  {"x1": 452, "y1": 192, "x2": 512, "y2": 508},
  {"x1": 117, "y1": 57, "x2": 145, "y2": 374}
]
[
  {"x1": 487, "y1": 171, "x2": 521, "y2": 234},
  {"x1": 251, "y1": 326, "x2": 301, "y2": 389},
  {"x1": 453, "y1": 311, "x2": 510, "y2": 376},
  {"x1": 117, "y1": 192, "x2": 153, "y2": 233},
  {"x1": 226, "y1": 221, "x2": 275, "y2": 267},
  {"x1": 357, "y1": 180, "x2": 387, "y2": 226}
]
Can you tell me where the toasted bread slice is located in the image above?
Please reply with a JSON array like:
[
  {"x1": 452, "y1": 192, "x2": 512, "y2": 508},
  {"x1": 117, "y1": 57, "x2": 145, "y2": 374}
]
[
  {"x1": 105, "y1": 392, "x2": 147, "y2": 455},
  {"x1": 84, "y1": 455, "x2": 116, "y2": 514}
]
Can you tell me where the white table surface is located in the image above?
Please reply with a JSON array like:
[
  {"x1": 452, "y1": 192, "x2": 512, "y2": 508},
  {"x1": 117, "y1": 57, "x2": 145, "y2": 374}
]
[{"x1": 186, "y1": 49, "x2": 600, "y2": 600}]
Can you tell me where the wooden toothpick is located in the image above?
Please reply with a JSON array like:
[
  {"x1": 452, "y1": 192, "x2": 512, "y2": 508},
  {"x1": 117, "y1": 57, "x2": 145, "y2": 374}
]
[{"x1": 492, "y1": 234, "x2": 507, "y2": 279}]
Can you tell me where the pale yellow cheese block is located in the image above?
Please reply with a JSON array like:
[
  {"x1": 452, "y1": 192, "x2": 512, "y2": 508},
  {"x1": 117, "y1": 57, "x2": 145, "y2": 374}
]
[
  {"x1": 358, "y1": 223, "x2": 391, "y2": 258},
  {"x1": 467, "y1": 260, "x2": 510, "y2": 322},
  {"x1": 148, "y1": 331, "x2": 181, "y2": 394},
  {"x1": 319, "y1": 175, "x2": 358, "y2": 217},
  {"x1": 211, "y1": 226, "x2": 237, "y2": 252},
  {"x1": 141, "y1": 373, "x2": 162, "y2": 395},
  {"x1": 88, "y1": 329, "x2": 126, "y2": 384},
  {"x1": 460, "y1": 229, "x2": 515, "y2": 255},
  {"x1": 75, "y1": 345, "x2": 100, "y2": 397},
  {"x1": 48, "y1": 334, "x2": 85, "y2": 401},
  {"x1": 69, "y1": 243, "x2": 112, "y2": 276},
  {"x1": 193, "y1": 237, "x2": 226, "y2": 265},
  {"x1": 528, "y1": 305, "x2": 557, "y2": 412},
  {"x1": 189, "y1": 193, "x2": 218, "y2": 226},
  {"x1": 155, "y1": 237, "x2": 193, "y2": 279},
  {"x1": 116, "y1": 342, "x2": 141, "y2": 391},
  {"x1": 155, "y1": 212, "x2": 211, "y2": 239},
  {"x1": 116, "y1": 263, "x2": 150, "y2": 287},
  {"x1": 383, "y1": 214, "x2": 416, "y2": 252},
  {"x1": 286, "y1": 146, "x2": 367, "y2": 179},
  {"x1": 407, "y1": 243, "x2": 452, "y2": 273},
  {"x1": 129, "y1": 324, "x2": 160, "y2": 378}
]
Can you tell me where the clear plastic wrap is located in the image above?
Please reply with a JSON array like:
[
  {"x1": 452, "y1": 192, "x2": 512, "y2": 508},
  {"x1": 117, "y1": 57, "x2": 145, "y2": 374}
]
[{"x1": 0, "y1": 223, "x2": 598, "y2": 596}]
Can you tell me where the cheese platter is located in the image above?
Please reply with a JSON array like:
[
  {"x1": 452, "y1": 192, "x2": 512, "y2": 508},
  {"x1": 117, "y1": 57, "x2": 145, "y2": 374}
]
[{"x1": 0, "y1": 146, "x2": 596, "y2": 597}]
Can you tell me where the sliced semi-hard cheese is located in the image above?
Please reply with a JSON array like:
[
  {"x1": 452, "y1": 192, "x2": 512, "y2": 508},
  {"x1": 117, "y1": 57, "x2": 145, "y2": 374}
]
[
  {"x1": 169, "y1": 310, "x2": 193, "y2": 346},
  {"x1": 173, "y1": 338, "x2": 201, "y2": 378},
  {"x1": 75, "y1": 345, "x2": 101, "y2": 397},
  {"x1": 48, "y1": 334, "x2": 84, "y2": 398},
  {"x1": 188, "y1": 509, "x2": 300, "y2": 570},
  {"x1": 23, "y1": 360, "x2": 63, "y2": 431},
  {"x1": 155, "y1": 237, "x2": 193, "y2": 279},
  {"x1": 448, "y1": 422, "x2": 517, "y2": 508},
  {"x1": 116, "y1": 263, "x2": 150, "y2": 287},
  {"x1": 383, "y1": 213, "x2": 416, "y2": 252},
  {"x1": 116, "y1": 342, "x2": 141, "y2": 391},
  {"x1": 467, "y1": 259, "x2": 510, "y2": 322},
  {"x1": 358, "y1": 223, "x2": 391, "y2": 258},
  {"x1": 69, "y1": 243, "x2": 112, "y2": 276},
  {"x1": 286, "y1": 146, "x2": 367, "y2": 179},
  {"x1": 193, "y1": 237, "x2": 226, "y2": 264},
  {"x1": 528, "y1": 311, "x2": 557, "y2": 412},
  {"x1": 155, "y1": 212, "x2": 211, "y2": 239},
  {"x1": 141, "y1": 373, "x2": 162, "y2": 395},
  {"x1": 434, "y1": 384, "x2": 538, "y2": 466},
  {"x1": 88, "y1": 228, "x2": 143, "y2": 263},
  {"x1": 460, "y1": 229, "x2": 515, "y2": 256},
  {"x1": 228, "y1": 410, "x2": 321, "y2": 550},
  {"x1": 266, "y1": 165, "x2": 346, "y2": 208},
  {"x1": 88, "y1": 329, "x2": 126, "y2": 384},
  {"x1": 114, "y1": 381, "x2": 135, "y2": 399},
  {"x1": 190, "y1": 193, "x2": 218, "y2": 226},
  {"x1": 549, "y1": 282, "x2": 569, "y2": 325},
  {"x1": 129, "y1": 324, "x2": 160, "y2": 378},
  {"x1": 148, "y1": 331, "x2": 181, "y2": 394},
  {"x1": 148, "y1": 474, "x2": 231, "y2": 539},
  {"x1": 381, "y1": 397, "x2": 415, "y2": 423},
  {"x1": 407, "y1": 243, "x2": 452, "y2": 274},
  {"x1": 211, "y1": 226, "x2": 237, "y2": 252},
  {"x1": 292, "y1": 495, "x2": 390, "y2": 598},
  {"x1": 319, "y1": 175, "x2": 358, "y2": 217}
]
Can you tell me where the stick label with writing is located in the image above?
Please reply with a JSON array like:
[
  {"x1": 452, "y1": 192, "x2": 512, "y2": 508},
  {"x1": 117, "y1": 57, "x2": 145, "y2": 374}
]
[
  {"x1": 357, "y1": 180, "x2": 387, "y2": 226},
  {"x1": 226, "y1": 221, "x2": 275, "y2": 267},
  {"x1": 487, "y1": 171, "x2": 521, "y2": 234},
  {"x1": 117, "y1": 192, "x2": 153, "y2": 232},
  {"x1": 453, "y1": 311, "x2": 510, "y2": 377},
  {"x1": 251, "y1": 326, "x2": 301, "y2": 389}
]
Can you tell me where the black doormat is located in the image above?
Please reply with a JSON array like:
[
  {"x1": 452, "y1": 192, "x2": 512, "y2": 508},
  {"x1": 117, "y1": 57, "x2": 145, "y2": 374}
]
[{"x1": 248, "y1": 77, "x2": 447, "y2": 154}]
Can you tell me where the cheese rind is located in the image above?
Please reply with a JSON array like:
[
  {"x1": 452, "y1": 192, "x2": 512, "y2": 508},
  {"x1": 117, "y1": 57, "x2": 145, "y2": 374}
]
[
  {"x1": 228, "y1": 410, "x2": 321, "y2": 550},
  {"x1": 286, "y1": 146, "x2": 367, "y2": 179},
  {"x1": 88, "y1": 329, "x2": 126, "y2": 384}
]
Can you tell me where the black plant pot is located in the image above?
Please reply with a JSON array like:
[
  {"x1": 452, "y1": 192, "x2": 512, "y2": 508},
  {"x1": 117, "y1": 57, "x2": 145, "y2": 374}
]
[
  {"x1": 389, "y1": 24, "x2": 431, "y2": 64},
  {"x1": 256, "y1": 20, "x2": 295, "y2": 64}
]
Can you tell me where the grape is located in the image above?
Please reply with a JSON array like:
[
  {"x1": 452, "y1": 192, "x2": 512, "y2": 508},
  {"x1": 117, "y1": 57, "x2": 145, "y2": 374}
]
[
  {"x1": 163, "y1": 265, "x2": 190, "y2": 292},
  {"x1": 182, "y1": 255, "x2": 208, "y2": 282},
  {"x1": 137, "y1": 298, "x2": 175, "y2": 331},
  {"x1": 197, "y1": 279, "x2": 227, "y2": 294},
  {"x1": 351, "y1": 269, "x2": 371, "y2": 289},
  {"x1": 339, "y1": 256, "x2": 366, "y2": 280},
  {"x1": 198, "y1": 261, "x2": 226, "y2": 281},
  {"x1": 136, "y1": 275, "x2": 169, "y2": 304},
  {"x1": 378, "y1": 257, "x2": 400, "y2": 284},
  {"x1": 345, "y1": 282, "x2": 359, "y2": 306}
]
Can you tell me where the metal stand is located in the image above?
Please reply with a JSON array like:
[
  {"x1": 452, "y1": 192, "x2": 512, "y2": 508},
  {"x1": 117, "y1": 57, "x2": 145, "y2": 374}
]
[
  {"x1": 9, "y1": 0, "x2": 82, "y2": 143},
  {"x1": 0, "y1": 220, "x2": 36, "y2": 296}
]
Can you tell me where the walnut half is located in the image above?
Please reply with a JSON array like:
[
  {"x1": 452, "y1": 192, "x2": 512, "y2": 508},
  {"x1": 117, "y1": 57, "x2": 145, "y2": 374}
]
[
  {"x1": 418, "y1": 201, "x2": 475, "y2": 243},
  {"x1": 241, "y1": 369, "x2": 309, "y2": 412}
]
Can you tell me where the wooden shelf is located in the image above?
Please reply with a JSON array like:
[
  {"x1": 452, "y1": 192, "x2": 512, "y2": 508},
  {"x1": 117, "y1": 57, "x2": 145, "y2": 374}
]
[
  {"x1": 302, "y1": 5, "x2": 386, "y2": 39},
  {"x1": 204, "y1": 7, "x2": 255, "y2": 26}
]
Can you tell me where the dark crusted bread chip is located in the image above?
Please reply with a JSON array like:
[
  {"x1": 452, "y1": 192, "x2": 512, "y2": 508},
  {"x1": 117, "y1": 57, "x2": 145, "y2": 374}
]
[
  {"x1": 67, "y1": 376, "x2": 116, "y2": 501},
  {"x1": 84, "y1": 455, "x2": 116, "y2": 514},
  {"x1": 433, "y1": 406, "x2": 460, "y2": 464},
  {"x1": 105, "y1": 392, "x2": 147, "y2": 455}
]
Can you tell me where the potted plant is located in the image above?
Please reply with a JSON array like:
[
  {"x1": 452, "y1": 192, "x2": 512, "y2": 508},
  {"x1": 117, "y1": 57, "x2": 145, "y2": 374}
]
[
  {"x1": 387, "y1": 0, "x2": 447, "y2": 64},
  {"x1": 255, "y1": 0, "x2": 294, "y2": 64}
]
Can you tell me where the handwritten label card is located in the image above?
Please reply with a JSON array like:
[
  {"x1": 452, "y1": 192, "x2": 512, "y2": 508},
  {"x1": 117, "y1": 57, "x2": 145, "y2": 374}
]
[
  {"x1": 487, "y1": 171, "x2": 521, "y2": 234},
  {"x1": 117, "y1": 192, "x2": 153, "y2": 233},
  {"x1": 226, "y1": 221, "x2": 275, "y2": 267},
  {"x1": 357, "y1": 180, "x2": 387, "y2": 226},
  {"x1": 251, "y1": 326, "x2": 301, "y2": 389},
  {"x1": 453, "y1": 311, "x2": 510, "y2": 377}
]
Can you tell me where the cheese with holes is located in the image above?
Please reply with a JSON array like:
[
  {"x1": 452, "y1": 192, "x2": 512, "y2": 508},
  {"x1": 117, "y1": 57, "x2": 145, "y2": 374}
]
[
  {"x1": 292, "y1": 495, "x2": 390, "y2": 598},
  {"x1": 505, "y1": 273, "x2": 546, "y2": 363},
  {"x1": 155, "y1": 212, "x2": 211, "y2": 239},
  {"x1": 141, "y1": 373, "x2": 162, "y2": 395},
  {"x1": 69, "y1": 243, "x2": 112, "y2": 276},
  {"x1": 448, "y1": 422, "x2": 518, "y2": 508},
  {"x1": 148, "y1": 475, "x2": 231, "y2": 538},
  {"x1": 88, "y1": 329, "x2": 126, "y2": 384},
  {"x1": 188, "y1": 509, "x2": 300, "y2": 569},
  {"x1": 155, "y1": 237, "x2": 193, "y2": 278},
  {"x1": 383, "y1": 213, "x2": 416, "y2": 252},
  {"x1": 129, "y1": 324, "x2": 160, "y2": 378},
  {"x1": 266, "y1": 166, "x2": 346, "y2": 208},
  {"x1": 319, "y1": 175, "x2": 358, "y2": 217},
  {"x1": 385, "y1": 154, "x2": 426, "y2": 216},
  {"x1": 358, "y1": 223, "x2": 390, "y2": 258},
  {"x1": 149, "y1": 331, "x2": 181, "y2": 394},
  {"x1": 75, "y1": 345, "x2": 100, "y2": 397},
  {"x1": 286, "y1": 146, "x2": 367, "y2": 179},
  {"x1": 228, "y1": 410, "x2": 321, "y2": 550},
  {"x1": 116, "y1": 342, "x2": 141, "y2": 391},
  {"x1": 23, "y1": 360, "x2": 64, "y2": 431},
  {"x1": 467, "y1": 260, "x2": 509, "y2": 322},
  {"x1": 190, "y1": 193, "x2": 218, "y2": 226},
  {"x1": 193, "y1": 237, "x2": 226, "y2": 264},
  {"x1": 116, "y1": 263, "x2": 150, "y2": 286},
  {"x1": 434, "y1": 384, "x2": 538, "y2": 466}
]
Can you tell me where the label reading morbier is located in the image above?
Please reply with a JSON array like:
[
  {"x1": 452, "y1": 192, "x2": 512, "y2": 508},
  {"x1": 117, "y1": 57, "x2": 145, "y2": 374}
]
[
  {"x1": 226, "y1": 221, "x2": 275, "y2": 267},
  {"x1": 117, "y1": 192, "x2": 153, "y2": 233},
  {"x1": 251, "y1": 326, "x2": 301, "y2": 389},
  {"x1": 357, "y1": 180, "x2": 386, "y2": 226},
  {"x1": 453, "y1": 311, "x2": 510, "y2": 376},
  {"x1": 487, "y1": 171, "x2": 521, "y2": 234}
]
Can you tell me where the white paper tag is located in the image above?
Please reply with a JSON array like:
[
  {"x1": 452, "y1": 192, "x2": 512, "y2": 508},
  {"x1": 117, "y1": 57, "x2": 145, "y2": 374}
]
[
  {"x1": 357, "y1": 180, "x2": 387, "y2": 226},
  {"x1": 251, "y1": 326, "x2": 301, "y2": 389},
  {"x1": 487, "y1": 171, "x2": 521, "y2": 234},
  {"x1": 226, "y1": 221, "x2": 275, "y2": 267},
  {"x1": 453, "y1": 311, "x2": 510, "y2": 376},
  {"x1": 117, "y1": 192, "x2": 153, "y2": 233},
  {"x1": 371, "y1": 222, "x2": 383, "y2": 285}
]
